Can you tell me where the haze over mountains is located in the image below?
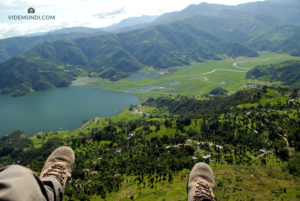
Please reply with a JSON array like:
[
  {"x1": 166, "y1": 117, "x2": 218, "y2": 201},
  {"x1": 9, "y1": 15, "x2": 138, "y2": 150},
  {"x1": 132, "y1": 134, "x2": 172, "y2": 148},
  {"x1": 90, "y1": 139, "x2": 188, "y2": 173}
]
[{"x1": 0, "y1": 0, "x2": 299, "y2": 96}]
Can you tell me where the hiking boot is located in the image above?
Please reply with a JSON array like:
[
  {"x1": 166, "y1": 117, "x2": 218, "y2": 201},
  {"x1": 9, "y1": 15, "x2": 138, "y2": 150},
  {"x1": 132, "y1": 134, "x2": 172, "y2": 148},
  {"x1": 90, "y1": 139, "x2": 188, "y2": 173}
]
[
  {"x1": 40, "y1": 146, "x2": 75, "y2": 195},
  {"x1": 187, "y1": 162, "x2": 216, "y2": 201}
]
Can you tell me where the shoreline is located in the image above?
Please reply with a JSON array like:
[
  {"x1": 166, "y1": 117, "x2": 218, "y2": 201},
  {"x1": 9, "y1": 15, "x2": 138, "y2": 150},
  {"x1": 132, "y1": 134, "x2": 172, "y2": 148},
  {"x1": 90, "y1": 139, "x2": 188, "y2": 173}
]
[{"x1": 71, "y1": 77, "x2": 100, "y2": 86}]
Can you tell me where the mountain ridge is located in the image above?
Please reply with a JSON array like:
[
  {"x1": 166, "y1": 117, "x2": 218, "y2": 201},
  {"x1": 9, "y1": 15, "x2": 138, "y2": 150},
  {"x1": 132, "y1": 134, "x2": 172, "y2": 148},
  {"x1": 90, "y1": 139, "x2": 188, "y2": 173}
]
[
  {"x1": 1, "y1": 0, "x2": 299, "y2": 63},
  {"x1": 0, "y1": 20, "x2": 258, "y2": 96},
  {"x1": 1, "y1": 0, "x2": 300, "y2": 96}
]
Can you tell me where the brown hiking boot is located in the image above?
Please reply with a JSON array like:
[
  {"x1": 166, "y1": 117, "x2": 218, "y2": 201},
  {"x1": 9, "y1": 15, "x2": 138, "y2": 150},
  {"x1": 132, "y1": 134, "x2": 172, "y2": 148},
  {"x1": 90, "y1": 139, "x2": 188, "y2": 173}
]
[
  {"x1": 40, "y1": 146, "x2": 75, "y2": 197},
  {"x1": 187, "y1": 162, "x2": 216, "y2": 201}
]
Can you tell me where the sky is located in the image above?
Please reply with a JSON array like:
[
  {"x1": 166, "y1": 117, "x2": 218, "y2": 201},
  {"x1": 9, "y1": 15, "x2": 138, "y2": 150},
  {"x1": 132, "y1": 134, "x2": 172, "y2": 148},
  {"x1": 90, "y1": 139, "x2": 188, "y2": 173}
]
[{"x1": 0, "y1": 0, "x2": 264, "y2": 39}]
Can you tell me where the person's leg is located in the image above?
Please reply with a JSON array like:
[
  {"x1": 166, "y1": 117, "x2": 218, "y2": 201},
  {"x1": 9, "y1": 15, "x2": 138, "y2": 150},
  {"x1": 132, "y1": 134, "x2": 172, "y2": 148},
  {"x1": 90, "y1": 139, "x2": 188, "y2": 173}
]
[
  {"x1": 0, "y1": 165, "x2": 52, "y2": 201},
  {"x1": 0, "y1": 146, "x2": 75, "y2": 201},
  {"x1": 187, "y1": 162, "x2": 216, "y2": 201},
  {"x1": 40, "y1": 146, "x2": 75, "y2": 201}
]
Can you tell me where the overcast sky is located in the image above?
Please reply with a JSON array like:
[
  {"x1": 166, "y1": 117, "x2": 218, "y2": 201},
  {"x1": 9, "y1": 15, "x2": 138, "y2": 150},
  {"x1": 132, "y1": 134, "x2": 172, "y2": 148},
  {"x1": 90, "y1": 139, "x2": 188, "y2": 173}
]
[{"x1": 0, "y1": 0, "x2": 264, "y2": 39}]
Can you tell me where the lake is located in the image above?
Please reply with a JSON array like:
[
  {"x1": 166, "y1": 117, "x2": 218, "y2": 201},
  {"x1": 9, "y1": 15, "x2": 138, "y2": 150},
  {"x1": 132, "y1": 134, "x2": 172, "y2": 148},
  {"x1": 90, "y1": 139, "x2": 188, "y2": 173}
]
[{"x1": 0, "y1": 86, "x2": 139, "y2": 137}]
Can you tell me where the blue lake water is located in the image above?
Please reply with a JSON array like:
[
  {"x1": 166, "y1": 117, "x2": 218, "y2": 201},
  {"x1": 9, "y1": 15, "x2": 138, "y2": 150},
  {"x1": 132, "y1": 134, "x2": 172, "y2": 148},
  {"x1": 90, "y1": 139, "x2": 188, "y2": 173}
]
[{"x1": 0, "y1": 86, "x2": 139, "y2": 136}]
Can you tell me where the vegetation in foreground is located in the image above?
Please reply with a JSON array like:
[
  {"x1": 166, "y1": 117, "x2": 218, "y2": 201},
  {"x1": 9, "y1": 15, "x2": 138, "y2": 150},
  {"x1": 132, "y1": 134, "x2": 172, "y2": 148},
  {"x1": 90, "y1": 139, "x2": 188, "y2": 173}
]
[{"x1": 0, "y1": 86, "x2": 299, "y2": 200}]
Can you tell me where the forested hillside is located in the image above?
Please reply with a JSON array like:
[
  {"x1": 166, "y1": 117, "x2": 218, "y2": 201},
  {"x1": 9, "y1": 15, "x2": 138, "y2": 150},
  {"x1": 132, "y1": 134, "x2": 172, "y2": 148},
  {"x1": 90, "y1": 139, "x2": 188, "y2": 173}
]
[
  {"x1": 177, "y1": 12, "x2": 300, "y2": 57},
  {"x1": 248, "y1": 25, "x2": 300, "y2": 56},
  {"x1": 155, "y1": 0, "x2": 300, "y2": 26},
  {"x1": 0, "y1": 30, "x2": 106, "y2": 63},
  {"x1": 0, "y1": 56, "x2": 83, "y2": 96},
  {"x1": 246, "y1": 60, "x2": 300, "y2": 87},
  {"x1": 0, "y1": 86, "x2": 299, "y2": 200},
  {"x1": 155, "y1": 0, "x2": 300, "y2": 56}
]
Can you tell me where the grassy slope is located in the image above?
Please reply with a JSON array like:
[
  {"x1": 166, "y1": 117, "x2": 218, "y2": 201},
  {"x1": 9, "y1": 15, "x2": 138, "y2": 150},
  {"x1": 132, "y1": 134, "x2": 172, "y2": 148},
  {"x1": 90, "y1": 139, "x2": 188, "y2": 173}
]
[
  {"x1": 29, "y1": 108, "x2": 142, "y2": 148},
  {"x1": 87, "y1": 52, "x2": 298, "y2": 101},
  {"x1": 90, "y1": 156, "x2": 300, "y2": 201},
  {"x1": 237, "y1": 88, "x2": 290, "y2": 109}
]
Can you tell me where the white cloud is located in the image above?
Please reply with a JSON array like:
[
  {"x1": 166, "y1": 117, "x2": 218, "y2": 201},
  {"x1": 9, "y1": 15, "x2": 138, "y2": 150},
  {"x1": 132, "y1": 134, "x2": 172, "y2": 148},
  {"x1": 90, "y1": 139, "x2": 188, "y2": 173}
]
[
  {"x1": 94, "y1": 8, "x2": 125, "y2": 19},
  {"x1": 0, "y1": 0, "x2": 264, "y2": 39}
]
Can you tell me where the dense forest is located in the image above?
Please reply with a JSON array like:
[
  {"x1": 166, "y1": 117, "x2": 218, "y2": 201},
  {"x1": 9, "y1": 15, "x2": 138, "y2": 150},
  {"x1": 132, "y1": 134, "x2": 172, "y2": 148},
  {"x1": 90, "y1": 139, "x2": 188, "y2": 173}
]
[
  {"x1": 0, "y1": 86, "x2": 299, "y2": 200},
  {"x1": 246, "y1": 60, "x2": 300, "y2": 87}
]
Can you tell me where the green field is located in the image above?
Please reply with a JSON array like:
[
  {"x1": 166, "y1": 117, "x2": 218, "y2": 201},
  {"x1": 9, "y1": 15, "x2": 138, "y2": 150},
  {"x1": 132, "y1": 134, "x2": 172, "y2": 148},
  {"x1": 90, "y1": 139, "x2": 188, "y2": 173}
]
[{"x1": 87, "y1": 52, "x2": 299, "y2": 101}]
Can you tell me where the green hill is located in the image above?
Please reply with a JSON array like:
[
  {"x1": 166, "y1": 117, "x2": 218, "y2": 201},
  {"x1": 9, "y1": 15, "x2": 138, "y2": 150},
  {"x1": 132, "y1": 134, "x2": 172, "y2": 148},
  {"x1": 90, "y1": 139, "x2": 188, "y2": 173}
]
[
  {"x1": 248, "y1": 25, "x2": 300, "y2": 56},
  {"x1": 155, "y1": 0, "x2": 300, "y2": 26},
  {"x1": 246, "y1": 60, "x2": 300, "y2": 87},
  {"x1": 0, "y1": 56, "x2": 79, "y2": 96},
  {"x1": 180, "y1": 13, "x2": 300, "y2": 57},
  {"x1": 0, "y1": 30, "x2": 106, "y2": 63},
  {"x1": 154, "y1": 2, "x2": 300, "y2": 57}
]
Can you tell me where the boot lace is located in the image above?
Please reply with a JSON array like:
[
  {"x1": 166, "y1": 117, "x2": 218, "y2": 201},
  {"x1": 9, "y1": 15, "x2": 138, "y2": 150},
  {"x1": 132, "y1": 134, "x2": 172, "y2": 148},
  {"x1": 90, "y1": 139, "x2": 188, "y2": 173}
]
[
  {"x1": 193, "y1": 181, "x2": 216, "y2": 201},
  {"x1": 42, "y1": 163, "x2": 66, "y2": 186}
]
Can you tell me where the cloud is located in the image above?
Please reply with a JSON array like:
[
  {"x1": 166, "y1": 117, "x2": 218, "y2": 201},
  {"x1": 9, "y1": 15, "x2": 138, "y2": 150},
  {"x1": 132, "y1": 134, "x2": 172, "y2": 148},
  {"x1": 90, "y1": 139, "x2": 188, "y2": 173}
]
[
  {"x1": 94, "y1": 7, "x2": 125, "y2": 19},
  {"x1": 0, "y1": 0, "x2": 265, "y2": 39},
  {"x1": 0, "y1": 0, "x2": 29, "y2": 12}
]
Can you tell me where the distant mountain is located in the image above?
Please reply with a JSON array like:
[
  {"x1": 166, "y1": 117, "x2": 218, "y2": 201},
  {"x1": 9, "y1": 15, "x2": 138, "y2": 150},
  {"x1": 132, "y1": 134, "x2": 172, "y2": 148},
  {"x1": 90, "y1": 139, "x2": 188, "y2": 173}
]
[
  {"x1": 246, "y1": 60, "x2": 300, "y2": 87},
  {"x1": 150, "y1": 1, "x2": 300, "y2": 56},
  {"x1": 155, "y1": 0, "x2": 300, "y2": 26},
  {"x1": 158, "y1": 7, "x2": 300, "y2": 57},
  {"x1": 1, "y1": 0, "x2": 298, "y2": 64},
  {"x1": 0, "y1": 30, "x2": 107, "y2": 63},
  {"x1": 0, "y1": 21, "x2": 257, "y2": 96},
  {"x1": 153, "y1": 0, "x2": 300, "y2": 55},
  {"x1": 180, "y1": 11, "x2": 300, "y2": 56},
  {"x1": 26, "y1": 21, "x2": 259, "y2": 68},
  {"x1": 248, "y1": 25, "x2": 300, "y2": 56},
  {"x1": 0, "y1": 16, "x2": 159, "y2": 63},
  {"x1": 47, "y1": 27, "x2": 103, "y2": 34},
  {"x1": 102, "y1": 15, "x2": 158, "y2": 33},
  {"x1": 179, "y1": 10, "x2": 278, "y2": 43},
  {"x1": 237, "y1": 0, "x2": 300, "y2": 26},
  {"x1": 153, "y1": 3, "x2": 229, "y2": 24}
]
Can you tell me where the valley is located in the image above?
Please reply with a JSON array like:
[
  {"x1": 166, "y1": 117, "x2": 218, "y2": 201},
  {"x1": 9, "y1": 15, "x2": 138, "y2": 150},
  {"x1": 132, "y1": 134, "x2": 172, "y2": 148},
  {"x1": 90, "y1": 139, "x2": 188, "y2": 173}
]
[
  {"x1": 88, "y1": 52, "x2": 299, "y2": 100},
  {"x1": 0, "y1": 51, "x2": 297, "y2": 137}
]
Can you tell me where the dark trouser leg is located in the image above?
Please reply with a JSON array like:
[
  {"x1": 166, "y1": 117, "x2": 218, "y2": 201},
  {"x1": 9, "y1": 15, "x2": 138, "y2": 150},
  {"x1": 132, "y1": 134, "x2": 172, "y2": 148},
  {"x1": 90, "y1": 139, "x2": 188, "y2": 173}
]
[{"x1": 0, "y1": 165, "x2": 56, "y2": 201}]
